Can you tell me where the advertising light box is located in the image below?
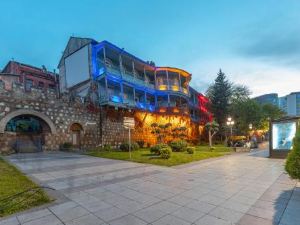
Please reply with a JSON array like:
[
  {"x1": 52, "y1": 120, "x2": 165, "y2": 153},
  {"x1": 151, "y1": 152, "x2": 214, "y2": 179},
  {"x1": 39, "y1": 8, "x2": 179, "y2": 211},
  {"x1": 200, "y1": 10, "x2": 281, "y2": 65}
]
[{"x1": 272, "y1": 121, "x2": 297, "y2": 150}]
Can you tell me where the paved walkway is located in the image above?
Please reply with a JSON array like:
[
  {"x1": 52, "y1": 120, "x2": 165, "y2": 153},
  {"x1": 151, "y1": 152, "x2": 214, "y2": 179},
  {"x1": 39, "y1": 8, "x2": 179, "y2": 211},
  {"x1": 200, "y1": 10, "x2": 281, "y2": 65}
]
[{"x1": 1, "y1": 151, "x2": 299, "y2": 225}]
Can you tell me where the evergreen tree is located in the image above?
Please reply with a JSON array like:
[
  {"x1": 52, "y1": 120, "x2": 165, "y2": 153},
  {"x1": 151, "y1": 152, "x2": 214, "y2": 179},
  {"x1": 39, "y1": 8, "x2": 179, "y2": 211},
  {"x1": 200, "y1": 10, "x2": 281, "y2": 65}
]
[
  {"x1": 285, "y1": 127, "x2": 300, "y2": 179},
  {"x1": 206, "y1": 69, "x2": 232, "y2": 131}
]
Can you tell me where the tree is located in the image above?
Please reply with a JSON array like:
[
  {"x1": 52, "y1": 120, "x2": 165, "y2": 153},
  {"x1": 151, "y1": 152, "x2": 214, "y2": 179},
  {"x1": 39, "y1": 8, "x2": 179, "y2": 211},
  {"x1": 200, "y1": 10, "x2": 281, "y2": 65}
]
[
  {"x1": 263, "y1": 104, "x2": 285, "y2": 129},
  {"x1": 230, "y1": 84, "x2": 251, "y2": 102},
  {"x1": 230, "y1": 99, "x2": 263, "y2": 135},
  {"x1": 205, "y1": 121, "x2": 219, "y2": 147},
  {"x1": 285, "y1": 127, "x2": 300, "y2": 179},
  {"x1": 206, "y1": 70, "x2": 232, "y2": 132}
]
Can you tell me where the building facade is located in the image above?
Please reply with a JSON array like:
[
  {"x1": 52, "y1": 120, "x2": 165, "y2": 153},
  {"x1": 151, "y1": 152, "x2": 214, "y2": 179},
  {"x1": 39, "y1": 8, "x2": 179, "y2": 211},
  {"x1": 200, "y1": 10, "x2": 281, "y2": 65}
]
[
  {"x1": 0, "y1": 37, "x2": 212, "y2": 154},
  {"x1": 1, "y1": 61, "x2": 58, "y2": 91},
  {"x1": 59, "y1": 37, "x2": 211, "y2": 124},
  {"x1": 254, "y1": 93, "x2": 279, "y2": 106},
  {"x1": 255, "y1": 92, "x2": 300, "y2": 116}
]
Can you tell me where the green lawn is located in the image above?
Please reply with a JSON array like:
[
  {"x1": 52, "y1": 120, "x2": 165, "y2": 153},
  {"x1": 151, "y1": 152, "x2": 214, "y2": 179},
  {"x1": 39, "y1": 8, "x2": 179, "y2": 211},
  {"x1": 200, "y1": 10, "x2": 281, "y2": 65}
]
[
  {"x1": 88, "y1": 145, "x2": 232, "y2": 167},
  {"x1": 0, "y1": 157, "x2": 51, "y2": 217}
]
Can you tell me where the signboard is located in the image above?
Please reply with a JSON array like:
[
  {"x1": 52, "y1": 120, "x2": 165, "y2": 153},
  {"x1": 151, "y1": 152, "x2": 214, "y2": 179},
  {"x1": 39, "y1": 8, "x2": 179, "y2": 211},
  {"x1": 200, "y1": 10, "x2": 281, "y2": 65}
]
[
  {"x1": 272, "y1": 121, "x2": 296, "y2": 150},
  {"x1": 123, "y1": 117, "x2": 135, "y2": 129}
]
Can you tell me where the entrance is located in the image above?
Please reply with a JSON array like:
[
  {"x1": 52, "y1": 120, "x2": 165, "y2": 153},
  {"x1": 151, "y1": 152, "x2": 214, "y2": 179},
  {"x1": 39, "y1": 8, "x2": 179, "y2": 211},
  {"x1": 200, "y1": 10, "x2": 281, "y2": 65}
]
[
  {"x1": 5, "y1": 115, "x2": 51, "y2": 153},
  {"x1": 70, "y1": 123, "x2": 83, "y2": 147}
]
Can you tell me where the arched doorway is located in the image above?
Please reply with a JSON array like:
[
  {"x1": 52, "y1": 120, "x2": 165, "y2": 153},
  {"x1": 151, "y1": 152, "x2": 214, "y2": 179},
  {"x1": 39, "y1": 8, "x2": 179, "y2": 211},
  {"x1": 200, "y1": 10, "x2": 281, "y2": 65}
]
[
  {"x1": 5, "y1": 114, "x2": 52, "y2": 153},
  {"x1": 70, "y1": 123, "x2": 83, "y2": 148}
]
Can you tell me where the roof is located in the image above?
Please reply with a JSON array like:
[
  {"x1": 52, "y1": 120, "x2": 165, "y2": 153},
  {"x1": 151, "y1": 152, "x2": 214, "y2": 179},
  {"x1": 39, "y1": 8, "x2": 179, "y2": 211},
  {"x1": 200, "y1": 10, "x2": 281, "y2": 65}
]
[{"x1": 272, "y1": 116, "x2": 300, "y2": 122}]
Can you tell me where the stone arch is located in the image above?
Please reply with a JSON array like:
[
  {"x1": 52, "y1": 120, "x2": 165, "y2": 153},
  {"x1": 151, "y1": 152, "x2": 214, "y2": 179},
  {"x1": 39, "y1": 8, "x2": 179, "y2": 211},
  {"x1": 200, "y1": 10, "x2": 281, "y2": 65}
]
[
  {"x1": 0, "y1": 109, "x2": 57, "y2": 134},
  {"x1": 68, "y1": 122, "x2": 84, "y2": 133}
]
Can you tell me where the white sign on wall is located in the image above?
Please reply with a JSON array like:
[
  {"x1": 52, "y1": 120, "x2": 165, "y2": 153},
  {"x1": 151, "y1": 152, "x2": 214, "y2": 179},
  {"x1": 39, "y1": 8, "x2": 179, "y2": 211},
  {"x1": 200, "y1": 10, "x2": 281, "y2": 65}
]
[{"x1": 123, "y1": 117, "x2": 135, "y2": 129}]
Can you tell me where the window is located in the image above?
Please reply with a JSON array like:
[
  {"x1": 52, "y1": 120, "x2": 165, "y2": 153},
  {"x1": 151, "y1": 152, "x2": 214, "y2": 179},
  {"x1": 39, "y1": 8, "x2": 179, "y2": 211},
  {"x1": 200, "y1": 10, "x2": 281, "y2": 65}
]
[
  {"x1": 38, "y1": 82, "x2": 44, "y2": 88},
  {"x1": 25, "y1": 79, "x2": 33, "y2": 91},
  {"x1": 48, "y1": 84, "x2": 55, "y2": 89}
]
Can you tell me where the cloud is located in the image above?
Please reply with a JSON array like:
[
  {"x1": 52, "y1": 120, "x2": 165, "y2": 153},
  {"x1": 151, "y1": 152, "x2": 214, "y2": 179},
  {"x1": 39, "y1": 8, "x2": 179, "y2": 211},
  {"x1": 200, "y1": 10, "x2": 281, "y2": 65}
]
[
  {"x1": 187, "y1": 57, "x2": 300, "y2": 97},
  {"x1": 236, "y1": 21, "x2": 300, "y2": 68}
]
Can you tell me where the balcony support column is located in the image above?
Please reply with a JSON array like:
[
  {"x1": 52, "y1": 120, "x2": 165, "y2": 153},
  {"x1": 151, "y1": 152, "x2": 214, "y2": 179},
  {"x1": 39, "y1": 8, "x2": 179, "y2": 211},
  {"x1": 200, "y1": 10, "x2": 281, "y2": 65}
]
[
  {"x1": 143, "y1": 67, "x2": 146, "y2": 82},
  {"x1": 103, "y1": 47, "x2": 106, "y2": 63},
  {"x1": 120, "y1": 82, "x2": 124, "y2": 103},
  {"x1": 167, "y1": 94, "x2": 170, "y2": 107},
  {"x1": 178, "y1": 72, "x2": 181, "y2": 91},
  {"x1": 154, "y1": 70, "x2": 157, "y2": 88},
  {"x1": 105, "y1": 76, "x2": 108, "y2": 100},
  {"x1": 166, "y1": 70, "x2": 169, "y2": 90},
  {"x1": 132, "y1": 61, "x2": 135, "y2": 78},
  {"x1": 119, "y1": 55, "x2": 123, "y2": 76}
]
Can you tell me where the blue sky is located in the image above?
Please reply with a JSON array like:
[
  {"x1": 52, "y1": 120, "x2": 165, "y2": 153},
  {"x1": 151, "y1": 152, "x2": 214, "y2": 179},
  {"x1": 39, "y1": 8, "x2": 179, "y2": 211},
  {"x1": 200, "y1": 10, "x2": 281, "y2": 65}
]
[{"x1": 1, "y1": 0, "x2": 300, "y2": 96}]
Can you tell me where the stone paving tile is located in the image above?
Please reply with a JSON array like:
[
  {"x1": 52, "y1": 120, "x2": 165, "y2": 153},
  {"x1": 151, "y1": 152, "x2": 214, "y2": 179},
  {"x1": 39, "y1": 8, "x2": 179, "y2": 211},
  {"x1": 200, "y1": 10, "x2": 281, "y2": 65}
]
[
  {"x1": 194, "y1": 214, "x2": 232, "y2": 225},
  {"x1": 93, "y1": 206, "x2": 128, "y2": 222},
  {"x1": 0, "y1": 217, "x2": 20, "y2": 225},
  {"x1": 152, "y1": 214, "x2": 191, "y2": 225},
  {"x1": 237, "y1": 214, "x2": 274, "y2": 225},
  {"x1": 209, "y1": 206, "x2": 244, "y2": 224},
  {"x1": 185, "y1": 200, "x2": 216, "y2": 213},
  {"x1": 22, "y1": 214, "x2": 63, "y2": 225},
  {"x1": 133, "y1": 206, "x2": 167, "y2": 223},
  {"x1": 17, "y1": 209, "x2": 52, "y2": 224},
  {"x1": 171, "y1": 206, "x2": 205, "y2": 223},
  {"x1": 64, "y1": 214, "x2": 106, "y2": 225},
  {"x1": 109, "y1": 214, "x2": 147, "y2": 225}
]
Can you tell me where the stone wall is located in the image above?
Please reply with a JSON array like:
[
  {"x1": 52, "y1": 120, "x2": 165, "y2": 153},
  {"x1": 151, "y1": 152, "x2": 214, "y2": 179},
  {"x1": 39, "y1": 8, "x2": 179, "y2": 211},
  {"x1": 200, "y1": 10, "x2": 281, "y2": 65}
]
[
  {"x1": 0, "y1": 81, "x2": 202, "y2": 154},
  {"x1": 0, "y1": 81, "x2": 100, "y2": 153}
]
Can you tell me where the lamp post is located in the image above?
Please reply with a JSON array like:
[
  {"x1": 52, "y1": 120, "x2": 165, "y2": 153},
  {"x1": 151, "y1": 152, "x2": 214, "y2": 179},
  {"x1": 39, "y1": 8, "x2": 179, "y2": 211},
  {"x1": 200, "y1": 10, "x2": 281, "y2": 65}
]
[{"x1": 226, "y1": 117, "x2": 235, "y2": 137}]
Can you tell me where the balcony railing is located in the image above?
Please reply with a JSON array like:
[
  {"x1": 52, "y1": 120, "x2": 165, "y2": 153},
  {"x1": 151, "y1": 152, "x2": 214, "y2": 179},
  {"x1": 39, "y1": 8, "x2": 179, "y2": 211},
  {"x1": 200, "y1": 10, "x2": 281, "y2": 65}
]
[{"x1": 156, "y1": 84, "x2": 189, "y2": 95}]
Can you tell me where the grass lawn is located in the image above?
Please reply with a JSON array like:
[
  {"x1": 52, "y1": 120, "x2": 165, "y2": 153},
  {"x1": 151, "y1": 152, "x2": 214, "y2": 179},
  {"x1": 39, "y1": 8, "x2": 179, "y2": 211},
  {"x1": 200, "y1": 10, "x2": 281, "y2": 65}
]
[
  {"x1": 88, "y1": 145, "x2": 232, "y2": 167},
  {"x1": 0, "y1": 157, "x2": 51, "y2": 217}
]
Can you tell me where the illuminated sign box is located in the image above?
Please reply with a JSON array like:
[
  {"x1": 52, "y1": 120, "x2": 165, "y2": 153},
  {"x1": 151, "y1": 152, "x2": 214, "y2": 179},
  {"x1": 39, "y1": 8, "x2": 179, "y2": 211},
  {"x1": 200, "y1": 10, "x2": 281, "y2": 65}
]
[{"x1": 270, "y1": 117, "x2": 299, "y2": 158}]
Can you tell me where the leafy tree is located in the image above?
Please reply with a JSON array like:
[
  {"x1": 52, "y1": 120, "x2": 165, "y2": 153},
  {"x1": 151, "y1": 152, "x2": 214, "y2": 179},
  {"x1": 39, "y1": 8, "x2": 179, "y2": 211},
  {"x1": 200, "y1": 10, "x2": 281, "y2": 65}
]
[
  {"x1": 261, "y1": 103, "x2": 285, "y2": 129},
  {"x1": 230, "y1": 84, "x2": 251, "y2": 102},
  {"x1": 206, "y1": 70, "x2": 232, "y2": 132},
  {"x1": 285, "y1": 127, "x2": 300, "y2": 179},
  {"x1": 205, "y1": 121, "x2": 219, "y2": 147},
  {"x1": 230, "y1": 99, "x2": 263, "y2": 134}
]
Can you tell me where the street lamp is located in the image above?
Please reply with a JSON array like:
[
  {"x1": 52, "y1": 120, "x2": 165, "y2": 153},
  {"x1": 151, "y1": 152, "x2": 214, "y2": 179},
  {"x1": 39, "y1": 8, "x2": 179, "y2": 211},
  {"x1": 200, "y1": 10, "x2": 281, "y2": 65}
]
[
  {"x1": 249, "y1": 123, "x2": 253, "y2": 130},
  {"x1": 226, "y1": 117, "x2": 235, "y2": 137}
]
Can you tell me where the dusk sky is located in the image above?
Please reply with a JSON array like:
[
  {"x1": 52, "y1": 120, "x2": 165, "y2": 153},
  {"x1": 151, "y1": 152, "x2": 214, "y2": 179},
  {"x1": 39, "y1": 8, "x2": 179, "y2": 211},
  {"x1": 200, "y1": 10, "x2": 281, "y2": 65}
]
[{"x1": 1, "y1": 0, "x2": 299, "y2": 97}]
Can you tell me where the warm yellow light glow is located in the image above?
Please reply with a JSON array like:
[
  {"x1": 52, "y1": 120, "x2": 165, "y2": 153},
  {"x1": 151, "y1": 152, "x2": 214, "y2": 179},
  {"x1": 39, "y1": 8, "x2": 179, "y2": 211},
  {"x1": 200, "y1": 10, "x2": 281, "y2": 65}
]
[
  {"x1": 158, "y1": 85, "x2": 168, "y2": 90},
  {"x1": 171, "y1": 86, "x2": 179, "y2": 91},
  {"x1": 156, "y1": 67, "x2": 191, "y2": 78},
  {"x1": 173, "y1": 108, "x2": 180, "y2": 113}
]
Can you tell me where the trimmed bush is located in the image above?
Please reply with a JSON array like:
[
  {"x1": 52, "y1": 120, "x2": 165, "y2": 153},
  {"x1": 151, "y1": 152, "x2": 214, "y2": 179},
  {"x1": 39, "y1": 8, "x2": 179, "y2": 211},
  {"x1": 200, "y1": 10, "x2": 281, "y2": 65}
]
[
  {"x1": 136, "y1": 140, "x2": 145, "y2": 148},
  {"x1": 119, "y1": 142, "x2": 139, "y2": 152},
  {"x1": 159, "y1": 145, "x2": 172, "y2": 159},
  {"x1": 103, "y1": 144, "x2": 112, "y2": 151},
  {"x1": 150, "y1": 144, "x2": 168, "y2": 155},
  {"x1": 285, "y1": 128, "x2": 300, "y2": 179},
  {"x1": 169, "y1": 140, "x2": 188, "y2": 152},
  {"x1": 186, "y1": 147, "x2": 195, "y2": 154},
  {"x1": 60, "y1": 142, "x2": 72, "y2": 150}
]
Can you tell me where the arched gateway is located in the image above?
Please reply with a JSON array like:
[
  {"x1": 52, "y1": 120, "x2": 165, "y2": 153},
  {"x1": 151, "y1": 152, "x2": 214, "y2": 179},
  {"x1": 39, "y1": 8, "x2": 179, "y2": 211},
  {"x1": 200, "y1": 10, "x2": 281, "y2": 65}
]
[{"x1": 0, "y1": 109, "x2": 57, "y2": 153}]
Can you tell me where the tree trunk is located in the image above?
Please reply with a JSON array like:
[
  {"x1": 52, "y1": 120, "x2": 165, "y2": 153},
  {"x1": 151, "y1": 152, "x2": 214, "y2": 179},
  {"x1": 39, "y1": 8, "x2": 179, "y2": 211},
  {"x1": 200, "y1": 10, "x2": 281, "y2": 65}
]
[{"x1": 209, "y1": 129, "x2": 212, "y2": 147}]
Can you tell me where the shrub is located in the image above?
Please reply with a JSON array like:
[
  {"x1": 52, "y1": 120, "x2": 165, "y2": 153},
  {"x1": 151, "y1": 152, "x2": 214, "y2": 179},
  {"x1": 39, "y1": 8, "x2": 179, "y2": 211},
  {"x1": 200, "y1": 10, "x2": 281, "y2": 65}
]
[
  {"x1": 61, "y1": 142, "x2": 72, "y2": 149},
  {"x1": 150, "y1": 144, "x2": 168, "y2": 155},
  {"x1": 169, "y1": 140, "x2": 188, "y2": 152},
  {"x1": 103, "y1": 144, "x2": 112, "y2": 151},
  {"x1": 136, "y1": 140, "x2": 145, "y2": 148},
  {"x1": 285, "y1": 128, "x2": 300, "y2": 179},
  {"x1": 159, "y1": 145, "x2": 172, "y2": 159},
  {"x1": 119, "y1": 142, "x2": 139, "y2": 152},
  {"x1": 186, "y1": 147, "x2": 195, "y2": 154}
]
